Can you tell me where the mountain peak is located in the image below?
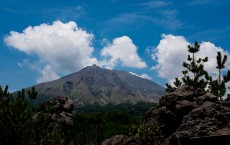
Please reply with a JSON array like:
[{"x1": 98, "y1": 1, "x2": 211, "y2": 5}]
[
  {"x1": 30, "y1": 65, "x2": 165, "y2": 106},
  {"x1": 92, "y1": 64, "x2": 98, "y2": 67},
  {"x1": 85, "y1": 64, "x2": 101, "y2": 69}
]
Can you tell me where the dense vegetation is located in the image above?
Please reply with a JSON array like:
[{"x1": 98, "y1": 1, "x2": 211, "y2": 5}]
[
  {"x1": 0, "y1": 85, "x2": 156, "y2": 145},
  {"x1": 0, "y1": 86, "x2": 68, "y2": 145},
  {"x1": 73, "y1": 102, "x2": 156, "y2": 144},
  {"x1": 76, "y1": 102, "x2": 156, "y2": 120}
]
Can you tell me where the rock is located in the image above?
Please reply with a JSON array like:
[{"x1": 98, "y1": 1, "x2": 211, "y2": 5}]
[
  {"x1": 175, "y1": 100, "x2": 197, "y2": 115},
  {"x1": 142, "y1": 85, "x2": 230, "y2": 145},
  {"x1": 146, "y1": 85, "x2": 204, "y2": 137},
  {"x1": 101, "y1": 135, "x2": 129, "y2": 145},
  {"x1": 101, "y1": 139, "x2": 110, "y2": 145},
  {"x1": 197, "y1": 92, "x2": 218, "y2": 105},
  {"x1": 31, "y1": 96, "x2": 75, "y2": 145},
  {"x1": 63, "y1": 99, "x2": 74, "y2": 111},
  {"x1": 59, "y1": 111, "x2": 73, "y2": 126},
  {"x1": 159, "y1": 85, "x2": 203, "y2": 111},
  {"x1": 145, "y1": 106, "x2": 178, "y2": 137},
  {"x1": 170, "y1": 85, "x2": 195, "y2": 97},
  {"x1": 34, "y1": 96, "x2": 74, "y2": 126},
  {"x1": 174, "y1": 101, "x2": 230, "y2": 136}
]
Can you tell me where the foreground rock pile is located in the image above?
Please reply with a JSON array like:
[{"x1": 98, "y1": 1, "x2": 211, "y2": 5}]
[
  {"x1": 146, "y1": 85, "x2": 230, "y2": 145},
  {"x1": 33, "y1": 96, "x2": 74, "y2": 127},
  {"x1": 102, "y1": 85, "x2": 230, "y2": 145}
]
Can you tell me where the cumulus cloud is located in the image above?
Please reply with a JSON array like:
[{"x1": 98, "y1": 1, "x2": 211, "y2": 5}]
[
  {"x1": 37, "y1": 65, "x2": 60, "y2": 83},
  {"x1": 129, "y1": 72, "x2": 152, "y2": 80},
  {"x1": 4, "y1": 20, "x2": 97, "y2": 83},
  {"x1": 151, "y1": 34, "x2": 189, "y2": 80},
  {"x1": 197, "y1": 42, "x2": 227, "y2": 76},
  {"x1": 100, "y1": 36, "x2": 147, "y2": 69},
  {"x1": 152, "y1": 34, "x2": 230, "y2": 82}
]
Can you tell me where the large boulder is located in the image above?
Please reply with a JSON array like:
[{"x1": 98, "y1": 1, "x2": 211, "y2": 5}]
[
  {"x1": 33, "y1": 96, "x2": 74, "y2": 126},
  {"x1": 144, "y1": 84, "x2": 230, "y2": 145},
  {"x1": 101, "y1": 135, "x2": 129, "y2": 145},
  {"x1": 145, "y1": 85, "x2": 213, "y2": 137},
  {"x1": 166, "y1": 101, "x2": 230, "y2": 144}
]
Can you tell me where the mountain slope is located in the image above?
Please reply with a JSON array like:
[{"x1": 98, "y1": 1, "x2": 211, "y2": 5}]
[{"x1": 29, "y1": 65, "x2": 165, "y2": 106}]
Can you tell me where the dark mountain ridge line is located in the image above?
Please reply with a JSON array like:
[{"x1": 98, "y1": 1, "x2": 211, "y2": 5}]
[{"x1": 17, "y1": 64, "x2": 165, "y2": 106}]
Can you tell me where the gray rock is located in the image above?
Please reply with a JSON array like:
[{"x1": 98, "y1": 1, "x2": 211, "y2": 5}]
[
  {"x1": 101, "y1": 135, "x2": 129, "y2": 145},
  {"x1": 63, "y1": 99, "x2": 74, "y2": 110},
  {"x1": 144, "y1": 85, "x2": 230, "y2": 145},
  {"x1": 34, "y1": 96, "x2": 74, "y2": 126},
  {"x1": 146, "y1": 85, "x2": 204, "y2": 137},
  {"x1": 197, "y1": 92, "x2": 218, "y2": 105}
]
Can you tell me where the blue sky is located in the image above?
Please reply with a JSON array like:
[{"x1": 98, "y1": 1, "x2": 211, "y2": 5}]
[{"x1": 0, "y1": 0, "x2": 230, "y2": 92}]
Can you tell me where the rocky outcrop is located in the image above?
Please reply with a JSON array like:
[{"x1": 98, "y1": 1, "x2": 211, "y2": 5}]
[
  {"x1": 101, "y1": 135, "x2": 129, "y2": 145},
  {"x1": 33, "y1": 96, "x2": 74, "y2": 126},
  {"x1": 102, "y1": 85, "x2": 230, "y2": 145},
  {"x1": 145, "y1": 85, "x2": 209, "y2": 137},
  {"x1": 144, "y1": 85, "x2": 230, "y2": 145},
  {"x1": 31, "y1": 96, "x2": 75, "y2": 145},
  {"x1": 167, "y1": 101, "x2": 230, "y2": 144}
]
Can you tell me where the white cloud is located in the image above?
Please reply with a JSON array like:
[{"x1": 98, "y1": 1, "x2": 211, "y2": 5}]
[
  {"x1": 4, "y1": 20, "x2": 98, "y2": 83},
  {"x1": 197, "y1": 42, "x2": 228, "y2": 76},
  {"x1": 140, "y1": 73, "x2": 152, "y2": 80},
  {"x1": 129, "y1": 72, "x2": 152, "y2": 80},
  {"x1": 37, "y1": 65, "x2": 59, "y2": 83},
  {"x1": 152, "y1": 34, "x2": 230, "y2": 83},
  {"x1": 146, "y1": 46, "x2": 157, "y2": 60},
  {"x1": 100, "y1": 36, "x2": 147, "y2": 69},
  {"x1": 151, "y1": 34, "x2": 189, "y2": 80}
]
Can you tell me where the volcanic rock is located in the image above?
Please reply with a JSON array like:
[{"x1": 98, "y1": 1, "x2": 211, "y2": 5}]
[
  {"x1": 33, "y1": 96, "x2": 74, "y2": 126},
  {"x1": 144, "y1": 85, "x2": 230, "y2": 145},
  {"x1": 101, "y1": 135, "x2": 129, "y2": 145}
]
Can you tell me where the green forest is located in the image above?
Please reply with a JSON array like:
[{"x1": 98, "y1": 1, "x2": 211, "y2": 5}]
[{"x1": 0, "y1": 86, "x2": 155, "y2": 145}]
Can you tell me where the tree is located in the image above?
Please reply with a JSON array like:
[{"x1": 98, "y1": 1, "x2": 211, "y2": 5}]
[
  {"x1": 166, "y1": 41, "x2": 209, "y2": 92},
  {"x1": 187, "y1": 41, "x2": 200, "y2": 79},
  {"x1": 216, "y1": 52, "x2": 227, "y2": 81},
  {"x1": 28, "y1": 86, "x2": 38, "y2": 105},
  {"x1": 0, "y1": 85, "x2": 10, "y2": 101},
  {"x1": 166, "y1": 78, "x2": 182, "y2": 92},
  {"x1": 165, "y1": 43, "x2": 230, "y2": 100},
  {"x1": 209, "y1": 52, "x2": 230, "y2": 99},
  {"x1": 0, "y1": 85, "x2": 68, "y2": 145},
  {"x1": 182, "y1": 42, "x2": 209, "y2": 91},
  {"x1": 0, "y1": 86, "x2": 33, "y2": 145}
]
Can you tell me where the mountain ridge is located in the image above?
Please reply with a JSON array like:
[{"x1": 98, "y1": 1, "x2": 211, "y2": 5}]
[{"x1": 25, "y1": 65, "x2": 165, "y2": 106}]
